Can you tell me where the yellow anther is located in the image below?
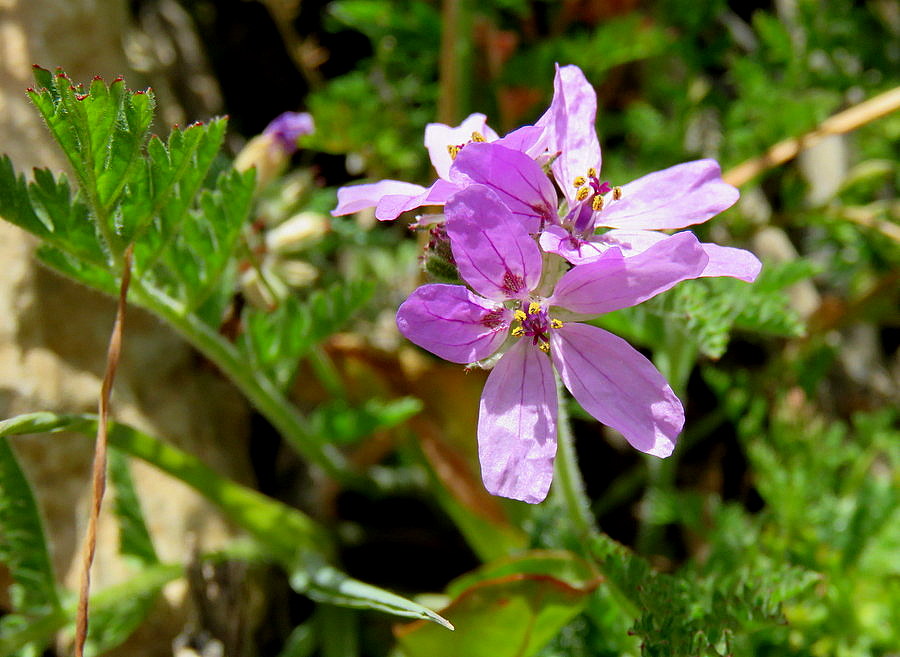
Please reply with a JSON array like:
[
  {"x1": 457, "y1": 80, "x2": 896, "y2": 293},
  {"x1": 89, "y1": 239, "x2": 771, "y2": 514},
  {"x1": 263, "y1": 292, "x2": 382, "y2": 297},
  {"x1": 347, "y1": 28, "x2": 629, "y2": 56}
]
[
  {"x1": 575, "y1": 187, "x2": 590, "y2": 202},
  {"x1": 613, "y1": 186, "x2": 623, "y2": 200},
  {"x1": 528, "y1": 302, "x2": 542, "y2": 315},
  {"x1": 592, "y1": 195, "x2": 605, "y2": 212},
  {"x1": 513, "y1": 309, "x2": 527, "y2": 322},
  {"x1": 511, "y1": 326, "x2": 525, "y2": 337},
  {"x1": 470, "y1": 131, "x2": 486, "y2": 142},
  {"x1": 550, "y1": 319, "x2": 564, "y2": 329},
  {"x1": 539, "y1": 342, "x2": 551, "y2": 353},
  {"x1": 587, "y1": 167, "x2": 598, "y2": 178},
  {"x1": 447, "y1": 144, "x2": 460, "y2": 160},
  {"x1": 573, "y1": 176, "x2": 587, "y2": 188}
]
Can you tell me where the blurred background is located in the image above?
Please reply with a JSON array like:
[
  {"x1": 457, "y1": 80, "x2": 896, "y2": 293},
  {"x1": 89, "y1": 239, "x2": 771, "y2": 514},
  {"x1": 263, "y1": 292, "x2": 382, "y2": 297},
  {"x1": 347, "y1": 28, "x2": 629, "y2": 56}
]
[{"x1": 0, "y1": 1, "x2": 897, "y2": 656}]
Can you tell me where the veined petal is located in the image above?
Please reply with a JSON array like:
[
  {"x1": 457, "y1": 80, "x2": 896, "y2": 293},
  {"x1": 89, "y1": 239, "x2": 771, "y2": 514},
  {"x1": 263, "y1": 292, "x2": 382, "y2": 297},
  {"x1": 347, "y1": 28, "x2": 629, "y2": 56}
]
[
  {"x1": 551, "y1": 323, "x2": 682, "y2": 457},
  {"x1": 597, "y1": 159, "x2": 740, "y2": 230},
  {"x1": 535, "y1": 64, "x2": 601, "y2": 204},
  {"x1": 700, "y1": 243, "x2": 762, "y2": 282},
  {"x1": 332, "y1": 179, "x2": 426, "y2": 217},
  {"x1": 396, "y1": 284, "x2": 512, "y2": 364},
  {"x1": 478, "y1": 340, "x2": 558, "y2": 503},
  {"x1": 446, "y1": 185, "x2": 543, "y2": 301},
  {"x1": 374, "y1": 179, "x2": 458, "y2": 221},
  {"x1": 494, "y1": 125, "x2": 547, "y2": 158},
  {"x1": 550, "y1": 231, "x2": 708, "y2": 315},
  {"x1": 449, "y1": 142, "x2": 557, "y2": 234},
  {"x1": 425, "y1": 113, "x2": 499, "y2": 180}
]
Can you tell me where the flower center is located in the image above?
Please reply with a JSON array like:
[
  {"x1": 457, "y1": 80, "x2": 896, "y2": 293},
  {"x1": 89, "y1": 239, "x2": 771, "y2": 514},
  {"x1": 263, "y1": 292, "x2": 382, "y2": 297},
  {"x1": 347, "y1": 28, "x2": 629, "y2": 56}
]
[
  {"x1": 568, "y1": 168, "x2": 623, "y2": 236},
  {"x1": 510, "y1": 301, "x2": 563, "y2": 353},
  {"x1": 447, "y1": 131, "x2": 487, "y2": 160}
]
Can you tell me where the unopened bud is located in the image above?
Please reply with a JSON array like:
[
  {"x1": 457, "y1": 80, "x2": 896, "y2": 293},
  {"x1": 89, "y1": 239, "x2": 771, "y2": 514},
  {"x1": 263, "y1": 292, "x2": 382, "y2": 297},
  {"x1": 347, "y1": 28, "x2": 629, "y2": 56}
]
[{"x1": 265, "y1": 212, "x2": 328, "y2": 253}]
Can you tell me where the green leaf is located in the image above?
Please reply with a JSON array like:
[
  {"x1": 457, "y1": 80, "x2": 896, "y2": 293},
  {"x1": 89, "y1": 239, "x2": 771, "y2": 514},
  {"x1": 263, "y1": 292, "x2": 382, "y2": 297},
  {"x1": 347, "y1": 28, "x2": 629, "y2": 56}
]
[
  {"x1": 291, "y1": 564, "x2": 454, "y2": 630},
  {"x1": 109, "y1": 450, "x2": 158, "y2": 565},
  {"x1": 0, "y1": 562, "x2": 181, "y2": 657},
  {"x1": 0, "y1": 437, "x2": 61, "y2": 616},
  {"x1": 395, "y1": 572, "x2": 597, "y2": 657},
  {"x1": 0, "y1": 413, "x2": 451, "y2": 628},
  {"x1": 310, "y1": 397, "x2": 422, "y2": 445}
]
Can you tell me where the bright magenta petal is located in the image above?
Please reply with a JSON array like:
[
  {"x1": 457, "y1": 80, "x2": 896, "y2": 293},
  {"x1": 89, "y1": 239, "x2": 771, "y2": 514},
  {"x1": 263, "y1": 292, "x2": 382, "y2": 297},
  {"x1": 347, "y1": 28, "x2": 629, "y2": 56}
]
[
  {"x1": 550, "y1": 232, "x2": 708, "y2": 315},
  {"x1": 699, "y1": 243, "x2": 762, "y2": 282},
  {"x1": 449, "y1": 143, "x2": 557, "y2": 234},
  {"x1": 333, "y1": 179, "x2": 426, "y2": 217},
  {"x1": 396, "y1": 284, "x2": 512, "y2": 364},
  {"x1": 446, "y1": 185, "x2": 543, "y2": 301},
  {"x1": 597, "y1": 159, "x2": 739, "y2": 230},
  {"x1": 551, "y1": 323, "x2": 682, "y2": 456},
  {"x1": 478, "y1": 340, "x2": 558, "y2": 503}
]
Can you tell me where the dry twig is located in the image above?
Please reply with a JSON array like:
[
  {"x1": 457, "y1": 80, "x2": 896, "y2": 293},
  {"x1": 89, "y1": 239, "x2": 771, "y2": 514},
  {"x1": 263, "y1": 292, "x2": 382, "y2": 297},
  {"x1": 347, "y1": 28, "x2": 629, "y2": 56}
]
[
  {"x1": 73, "y1": 244, "x2": 134, "y2": 657},
  {"x1": 723, "y1": 86, "x2": 900, "y2": 188}
]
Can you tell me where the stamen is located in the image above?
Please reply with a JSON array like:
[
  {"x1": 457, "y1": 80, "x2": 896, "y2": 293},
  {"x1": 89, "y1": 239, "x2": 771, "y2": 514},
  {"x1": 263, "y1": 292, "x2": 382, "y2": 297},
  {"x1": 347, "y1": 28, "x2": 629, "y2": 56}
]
[
  {"x1": 575, "y1": 187, "x2": 590, "y2": 202},
  {"x1": 573, "y1": 176, "x2": 587, "y2": 188},
  {"x1": 592, "y1": 196, "x2": 604, "y2": 211},
  {"x1": 550, "y1": 319, "x2": 564, "y2": 329},
  {"x1": 528, "y1": 302, "x2": 542, "y2": 315},
  {"x1": 447, "y1": 144, "x2": 460, "y2": 160},
  {"x1": 511, "y1": 326, "x2": 525, "y2": 337},
  {"x1": 538, "y1": 342, "x2": 550, "y2": 353},
  {"x1": 587, "y1": 167, "x2": 598, "y2": 178},
  {"x1": 513, "y1": 310, "x2": 527, "y2": 322},
  {"x1": 470, "y1": 131, "x2": 486, "y2": 142},
  {"x1": 613, "y1": 186, "x2": 623, "y2": 200}
]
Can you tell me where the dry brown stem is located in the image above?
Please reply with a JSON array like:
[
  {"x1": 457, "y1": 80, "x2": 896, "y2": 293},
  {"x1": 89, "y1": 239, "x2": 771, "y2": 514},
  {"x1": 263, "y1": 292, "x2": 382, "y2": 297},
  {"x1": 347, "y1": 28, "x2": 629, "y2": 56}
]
[
  {"x1": 73, "y1": 244, "x2": 133, "y2": 657},
  {"x1": 723, "y1": 86, "x2": 900, "y2": 188}
]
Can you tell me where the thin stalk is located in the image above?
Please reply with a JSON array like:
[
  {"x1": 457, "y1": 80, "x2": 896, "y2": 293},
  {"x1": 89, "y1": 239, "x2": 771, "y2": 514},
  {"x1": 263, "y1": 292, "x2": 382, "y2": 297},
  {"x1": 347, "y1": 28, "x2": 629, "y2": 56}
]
[
  {"x1": 74, "y1": 244, "x2": 132, "y2": 657},
  {"x1": 723, "y1": 85, "x2": 900, "y2": 187},
  {"x1": 551, "y1": 374, "x2": 597, "y2": 541}
]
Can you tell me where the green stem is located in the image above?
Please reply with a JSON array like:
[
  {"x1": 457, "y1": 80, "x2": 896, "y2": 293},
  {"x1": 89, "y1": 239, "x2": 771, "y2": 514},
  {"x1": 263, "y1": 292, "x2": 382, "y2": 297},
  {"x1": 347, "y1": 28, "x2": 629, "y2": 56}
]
[
  {"x1": 130, "y1": 281, "x2": 367, "y2": 491},
  {"x1": 551, "y1": 378, "x2": 597, "y2": 542}
]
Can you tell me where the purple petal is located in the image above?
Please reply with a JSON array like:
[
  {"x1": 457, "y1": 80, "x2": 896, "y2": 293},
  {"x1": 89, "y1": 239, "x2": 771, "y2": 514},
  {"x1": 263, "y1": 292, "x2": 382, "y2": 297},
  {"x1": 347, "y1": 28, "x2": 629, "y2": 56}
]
[
  {"x1": 263, "y1": 111, "x2": 314, "y2": 153},
  {"x1": 449, "y1": 142, "x2": 557, "y2": 234},
  {"x1": 332, "y1": 179, "x2": 426, "y2": 217},
  {"x1": 425, "y1": 113, "x2": 499, "y2": 180},
  {"x1": 494, "y1": 125, "x2": 547, "y2": 158},
  {"x1": 538, "y1": 224, "x2": 612, "y2": 264},
  {"x1": 535, "y1": 64, "x2": 601, "y2": 203},
  {"x1": 396, "y1": 284, "x2": 512, "y2": 364},
  {"x1": 550, "y1": 231, "x2": 708, "y2": 315},
  {"x1": 374, "y1": 179, "x2": 458, "y2": 221},
  {"x1": 597, "y1": 159, "x2": 740, "y2": 230},
  {"x1": 699, "y1": 243, "x2": 762, "y2": 282},
  {"x1": 478, "y1": 340, "x2": 558, "y2": 503},
  {"x1": 551, "y1": 323, "x2": 682, "y2": 456},
  {"x1": 445, "y1": 185, "x2": 543, "y2": 301},
  {"x1": 596, "y1": 229, "x2": 670, "y2": 256}
]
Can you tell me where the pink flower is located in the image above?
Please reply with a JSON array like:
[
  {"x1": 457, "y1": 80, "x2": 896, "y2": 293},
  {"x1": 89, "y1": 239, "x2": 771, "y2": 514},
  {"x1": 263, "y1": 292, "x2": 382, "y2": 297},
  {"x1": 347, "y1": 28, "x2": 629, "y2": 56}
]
[
  {"x1": 331, "y1": 113, "x2": 545, "y2": 221},
  {"x1": 533, "y1": 64, "x2": 761, "y2": 282},
  {"x1": 396, "y1": 185, "x2": 710, "y2": 503}
]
